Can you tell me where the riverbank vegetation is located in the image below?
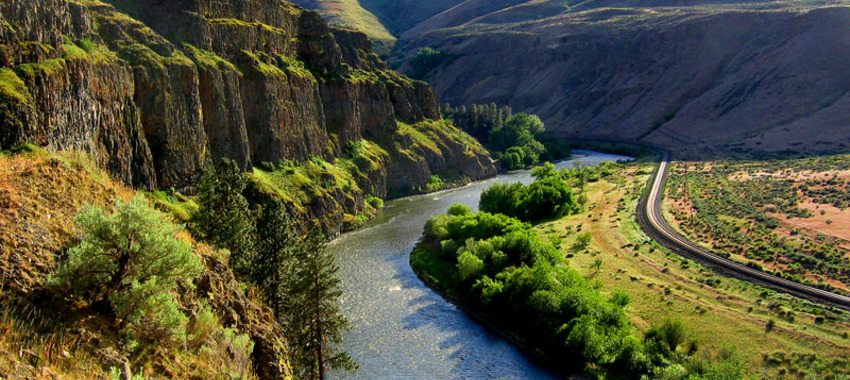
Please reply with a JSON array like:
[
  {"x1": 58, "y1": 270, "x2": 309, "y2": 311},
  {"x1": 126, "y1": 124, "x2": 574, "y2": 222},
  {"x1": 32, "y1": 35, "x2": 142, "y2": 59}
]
[
  {"x1": 544, "y1": 161, "x2": 850, "y2": 378},
  {"x1": 665, "y1": 154, "x2": 850, "y2": 295},
  {"x1": 413, "y1": 165, "x2": 749, "y2": 378},
  {"x1": 413, "y1": 159, "x2": 850, "y2": 378},
  {"x1": 441, "y1": 103, "x2": 572, "y2": 170}
]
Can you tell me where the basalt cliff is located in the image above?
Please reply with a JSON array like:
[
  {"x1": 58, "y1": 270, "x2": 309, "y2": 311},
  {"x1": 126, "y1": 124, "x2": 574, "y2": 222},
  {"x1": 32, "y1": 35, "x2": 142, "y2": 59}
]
[{"x1": 0, "y1": 0, "x2": 496, "y2": 235}]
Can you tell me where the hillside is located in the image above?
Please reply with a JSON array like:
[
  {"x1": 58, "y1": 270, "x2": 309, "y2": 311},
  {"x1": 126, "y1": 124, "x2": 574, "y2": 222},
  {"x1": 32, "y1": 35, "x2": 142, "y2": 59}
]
[
  {"x1": 287, "y1": 0, "x2": 466, "y2": 51},
  {"x1": 0, "y1": 0, "x2": 496, "y2": 236},
  {"x1": 390, "y1": 0, "x2": 850, "y2": 157},
  {"x1": 0, "y1": 148, "x2": 292, "y2": 378}
]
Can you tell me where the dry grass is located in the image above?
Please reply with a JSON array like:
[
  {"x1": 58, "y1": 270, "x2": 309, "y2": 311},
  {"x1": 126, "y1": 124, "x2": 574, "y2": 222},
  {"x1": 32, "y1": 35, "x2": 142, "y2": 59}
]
[
  {"x1": 0, "y1": 149, "x2": 287, "y2": 379},
  {"x1": 534, "y1": 164, "x2": 850, "y2": 378},
  {"x1": 0, "y1": 149, "x2": 134, "y2": 294}
]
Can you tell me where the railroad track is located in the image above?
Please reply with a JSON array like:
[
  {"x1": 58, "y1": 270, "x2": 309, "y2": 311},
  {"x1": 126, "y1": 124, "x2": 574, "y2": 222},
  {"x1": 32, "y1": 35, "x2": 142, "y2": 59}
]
[{"x1": 636, "y1": 151, "x2": 850, "y2": 310}]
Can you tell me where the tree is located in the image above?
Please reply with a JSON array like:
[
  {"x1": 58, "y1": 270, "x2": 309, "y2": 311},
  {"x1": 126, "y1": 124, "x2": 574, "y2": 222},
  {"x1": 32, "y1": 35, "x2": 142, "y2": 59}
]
[
  {"x1": 589, "y1": 258, "x2": 604, "y2": 276},
  {"x1": 254, "y1": 200, "x2": 299, "y2": 313},
  {"x1": 193, "y1": 159, "x2": 255, "y2": 277},
  {"x1": 447, "y1": 203, "x2": 472, "y2": 216},
  {"x1": 288, "y1": 230, "x2": 357, "y2": 379},
  {"x1": 488, "y1": 113, "x2": 545, "y2": 152},
  {"x1": 52, "y1": 197, "x2": 203, "y2": 346}
]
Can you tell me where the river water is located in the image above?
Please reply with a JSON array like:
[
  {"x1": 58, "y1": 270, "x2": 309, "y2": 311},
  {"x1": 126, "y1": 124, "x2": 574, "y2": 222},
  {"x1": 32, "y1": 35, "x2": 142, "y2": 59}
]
[{"x1": 327, "y1": 151, "x2": 630, "y2": 379}]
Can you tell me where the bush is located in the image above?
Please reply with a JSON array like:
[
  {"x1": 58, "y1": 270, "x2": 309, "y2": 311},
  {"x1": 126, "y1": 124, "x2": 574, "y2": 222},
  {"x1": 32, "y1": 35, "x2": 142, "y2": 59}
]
[
  {"x1": 447, "y1": 203, "x2": 472, "y2": 216},
  {"x1": 479, "y1": 177, "x2": 580, "y2": 222},
  {"x1": 52, "y1": 197, "x2": 203, "y2": 347}
]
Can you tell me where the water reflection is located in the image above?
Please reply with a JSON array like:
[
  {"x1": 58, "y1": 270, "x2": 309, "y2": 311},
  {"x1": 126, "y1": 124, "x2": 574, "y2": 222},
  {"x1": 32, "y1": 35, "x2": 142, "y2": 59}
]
[{"x1": 328, "y1": 152, "x2": 629, "y2": 379}]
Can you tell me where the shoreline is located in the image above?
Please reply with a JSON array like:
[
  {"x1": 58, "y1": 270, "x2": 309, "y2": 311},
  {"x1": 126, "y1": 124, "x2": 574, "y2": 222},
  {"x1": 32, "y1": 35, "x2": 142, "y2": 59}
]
[{"x1": 409, "y1": 249, "x2": 585, "y2": 380}]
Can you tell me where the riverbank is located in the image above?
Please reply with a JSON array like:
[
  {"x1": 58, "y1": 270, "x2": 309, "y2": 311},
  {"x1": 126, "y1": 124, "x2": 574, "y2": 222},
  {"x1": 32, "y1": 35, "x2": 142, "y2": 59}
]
[
  {"x1": 409, "y1": 244, "x2": 580, "y2": 380},
  {"x1": 329, "y1": 152, "x2": 630, "y2": 379}
]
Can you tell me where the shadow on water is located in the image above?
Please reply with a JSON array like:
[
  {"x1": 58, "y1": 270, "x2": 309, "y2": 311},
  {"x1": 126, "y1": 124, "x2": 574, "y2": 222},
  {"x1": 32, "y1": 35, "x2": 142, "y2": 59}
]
[{"x1": 327, "y1": 152, "x2": 629, "y2": 379}]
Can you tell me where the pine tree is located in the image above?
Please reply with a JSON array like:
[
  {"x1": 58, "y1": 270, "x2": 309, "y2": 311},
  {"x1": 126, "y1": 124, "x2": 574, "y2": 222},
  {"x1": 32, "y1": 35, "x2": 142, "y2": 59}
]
[
  {"x1": 288, "y1": 230, "x2": 357, "y2": 379},
  {"x1": 254, "y1": 200, "x2": 299, "y2": 315},
  {"x1": 192, "y1": 159, "x2": 255, "y2": 278}
]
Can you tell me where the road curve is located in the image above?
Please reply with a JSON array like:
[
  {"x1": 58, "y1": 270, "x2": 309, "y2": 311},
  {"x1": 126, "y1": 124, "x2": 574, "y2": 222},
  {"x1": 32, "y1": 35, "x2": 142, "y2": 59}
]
[{"x1": 637, "y1": 151, "x2": 850, "y2": 310}]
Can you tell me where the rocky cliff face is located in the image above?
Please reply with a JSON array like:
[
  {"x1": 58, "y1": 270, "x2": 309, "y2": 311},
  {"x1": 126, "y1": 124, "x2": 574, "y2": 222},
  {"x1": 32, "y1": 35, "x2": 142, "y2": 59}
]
[
  {"x1": 394, "y1": 1, "x2": 850, "y2": 158},
  {"x1": 0, "y1": 0, "x2": 495, "y2": 234}
]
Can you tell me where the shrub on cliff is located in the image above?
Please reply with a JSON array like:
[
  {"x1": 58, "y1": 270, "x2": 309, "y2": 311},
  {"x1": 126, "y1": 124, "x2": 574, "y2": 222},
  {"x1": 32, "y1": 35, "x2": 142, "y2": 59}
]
[{"x1": 51, "y1": 197, "x2": 203, "y2": 347}]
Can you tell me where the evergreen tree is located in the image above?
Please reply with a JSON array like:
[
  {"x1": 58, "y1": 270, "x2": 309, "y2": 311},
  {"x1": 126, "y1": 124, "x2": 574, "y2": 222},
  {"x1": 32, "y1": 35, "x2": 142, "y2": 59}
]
[
  {"x1": 254, "y1": 200, "x2": 299, "y2": 316},
  {"x1": 193, "y1": 159, "x2": 255, "y2": 277},
  {"x1": 288, "y1": 230, "x2": 357, "y2": 379}
]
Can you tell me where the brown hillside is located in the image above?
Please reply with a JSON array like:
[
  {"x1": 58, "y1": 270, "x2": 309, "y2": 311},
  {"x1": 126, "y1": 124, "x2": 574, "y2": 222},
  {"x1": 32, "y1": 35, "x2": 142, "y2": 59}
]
[{"x1": 396, "y1": 1, "x2": 850, "y2": 157}]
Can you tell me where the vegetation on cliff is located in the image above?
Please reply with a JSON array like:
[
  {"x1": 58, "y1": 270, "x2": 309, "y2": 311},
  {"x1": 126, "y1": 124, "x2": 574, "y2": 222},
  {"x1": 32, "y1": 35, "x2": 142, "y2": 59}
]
[{"x1": 0, "y1": 147, "x2": 291, "y2": 378}]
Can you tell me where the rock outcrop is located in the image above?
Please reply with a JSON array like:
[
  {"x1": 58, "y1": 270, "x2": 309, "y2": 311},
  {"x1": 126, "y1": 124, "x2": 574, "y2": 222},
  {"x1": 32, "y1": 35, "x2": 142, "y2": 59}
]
[{"x1": 0, "y1": 0, "x2": 496, "y2": 233}]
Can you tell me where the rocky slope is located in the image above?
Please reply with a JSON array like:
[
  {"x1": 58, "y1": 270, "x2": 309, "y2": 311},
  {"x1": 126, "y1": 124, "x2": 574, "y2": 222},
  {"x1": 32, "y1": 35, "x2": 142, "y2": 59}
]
[
  {"x1": 0, "y1": 0, "x2": 496, "y2": 235},
  {"x1": 388, "y1": 0, "x2": 850, "y2": 157},
  {"x1": 0, "y1": 149, "x2": 292, "y2": 378}
]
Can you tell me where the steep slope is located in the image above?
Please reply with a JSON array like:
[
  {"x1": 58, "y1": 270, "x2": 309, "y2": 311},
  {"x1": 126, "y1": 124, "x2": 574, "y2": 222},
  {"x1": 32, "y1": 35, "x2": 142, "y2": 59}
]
[
  {"x1": 287, "y1": 0, "x2": 466, "y2": 51},
  {"x1": 285, "y1": 0, "x2": 397, "y2": 51},
  {"x1": 0, "y1": 148, "x2": 292, "y2": 378},
  {"x1": 0, "y1": 0, "x2": 496, "y2": 235},
  {"x1": 395, "y1": 1, "x2": 850, "y2": 157}
]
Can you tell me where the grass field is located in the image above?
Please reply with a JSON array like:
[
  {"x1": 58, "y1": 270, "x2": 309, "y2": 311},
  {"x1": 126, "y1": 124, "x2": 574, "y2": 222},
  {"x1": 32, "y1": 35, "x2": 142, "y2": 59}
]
[
  {"x1": 533, "y1": 163, "x2": 850, "y2": 378},
  {"x1": 664, "y1": 156, "x2": 850, "y2": 295}
]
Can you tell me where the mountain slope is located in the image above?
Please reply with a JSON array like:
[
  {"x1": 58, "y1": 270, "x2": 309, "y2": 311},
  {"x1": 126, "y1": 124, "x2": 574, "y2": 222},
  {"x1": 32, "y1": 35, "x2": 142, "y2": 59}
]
[
  {"x1": 0, "y1": 0, "x2": 496, "y2": 235},
  {"x1": 285, "y1": 0, "x2": 397, "y2": 51},
  {"x1": 394, "y1": 0, "x2": 850, "y2": 157}
]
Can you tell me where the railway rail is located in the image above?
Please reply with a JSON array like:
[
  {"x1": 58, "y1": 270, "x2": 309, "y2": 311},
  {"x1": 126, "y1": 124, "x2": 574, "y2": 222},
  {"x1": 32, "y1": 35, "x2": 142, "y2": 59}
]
[{"x1": 636, "y1": 151, "x2": 850, "y2": 310}]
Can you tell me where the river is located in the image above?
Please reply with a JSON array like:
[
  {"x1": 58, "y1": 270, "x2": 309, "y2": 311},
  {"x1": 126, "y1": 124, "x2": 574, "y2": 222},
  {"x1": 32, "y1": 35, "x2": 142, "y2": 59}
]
[{"x1": 327, "y1": 151, "x2": 630, "y2": 379}]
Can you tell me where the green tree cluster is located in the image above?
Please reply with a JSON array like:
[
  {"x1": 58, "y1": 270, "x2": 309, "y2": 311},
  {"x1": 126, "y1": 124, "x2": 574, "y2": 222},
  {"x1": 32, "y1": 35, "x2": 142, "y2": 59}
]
[
  {"x1": 442, "y1": 104, "x2": 571, "y2": 170},
  {"x1": 192, "y1": 160, "x2": 356, "y2": 379},
  {"x1": 52, "y1": 197, "x2": 203, "y2": 348},
  {"x1": 409, "y1": 47, "x2": 454, "y2": 80},
  {"x1": 417, "y1": 205, "x2": 745, "y2": 378},
  {"x1": 479, "y1": 175, "x2": 580, "y2": 222}
]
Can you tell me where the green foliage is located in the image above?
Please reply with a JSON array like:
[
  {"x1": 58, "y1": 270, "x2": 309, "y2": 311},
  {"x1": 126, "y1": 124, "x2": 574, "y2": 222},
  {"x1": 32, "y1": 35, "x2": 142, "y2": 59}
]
[
  {"x1": 479, "y1": 176, "x2": 580, "y2": 222},
  {"x1": 457, "y1": 250, "x2": 485, "y2": 280},
  {"x1": 447, "y1": 203, "x2": 472, "y2": 216},
  {"x1": 286, "y1": 231, "x2": 358, "y2": 378},
  {"x1": 441, "y1": 102, "x2": 513, "y2": 142},
  {"x1": 409, "y1": 47, "x2": 454, "y2": 79},
  {"x1": 366, "y1": 194, "x2": 384, "y2": 209},
  {"x1": 0, "y1": 68, "x2": 29, "y2": 103},
  {"x1": 443, "y1": 109, "x2": 552, "y2": 170},
  {"x1": 416, "y1": 208, "x2": 638, "y2": 373},
  {"x1": 192, "y1": 159, "x2": 255, "y2": 278},
  {"x1": 488, "y1": 113, "x2": 545, "y2": 152},
  {"x1": 52, "y1": 197, "x2": 202, "y2": 347}
]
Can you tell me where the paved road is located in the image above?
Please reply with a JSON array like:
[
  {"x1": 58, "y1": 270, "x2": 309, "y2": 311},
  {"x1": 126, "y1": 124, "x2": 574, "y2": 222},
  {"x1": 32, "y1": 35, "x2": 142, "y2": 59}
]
[{"x1": 637, "y1": 151, "x2": 850, "y2": 310}]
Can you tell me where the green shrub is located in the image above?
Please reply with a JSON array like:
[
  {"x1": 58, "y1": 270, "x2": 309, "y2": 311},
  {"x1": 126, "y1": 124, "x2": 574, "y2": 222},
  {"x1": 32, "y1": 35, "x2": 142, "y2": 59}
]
[
  {"x1": 447, "y1": 203, "x2": 472, "y2": 216},
  {"x1": 52, "y1": 197, "x2": 203, "y2": 347},
  {"x1": 479, "y1": 177, "x2": 579, "y2": 222}
]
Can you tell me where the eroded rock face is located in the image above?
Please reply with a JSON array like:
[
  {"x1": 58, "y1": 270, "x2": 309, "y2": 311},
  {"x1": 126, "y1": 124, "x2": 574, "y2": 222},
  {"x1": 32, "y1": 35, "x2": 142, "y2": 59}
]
[{"x1": 0, "y1": 0, "x2": 495, "y2": 222}]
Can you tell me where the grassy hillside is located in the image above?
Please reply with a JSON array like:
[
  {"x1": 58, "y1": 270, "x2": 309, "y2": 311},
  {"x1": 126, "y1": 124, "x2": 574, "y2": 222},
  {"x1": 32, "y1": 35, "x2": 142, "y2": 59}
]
[
  {"x1": 288, "y1": 0, "x2": 466, "y2": 52},
  {"x1": 0, "y1": 147, "x2": 290, "y2": 378},
  {"x1": 533, "y1": 162, "x2": 850, "y2": 378},
  {"x1": 288, "y1": 0, "x2": 397, "y2": 51}
]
